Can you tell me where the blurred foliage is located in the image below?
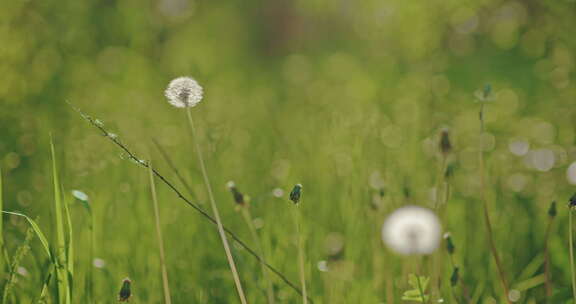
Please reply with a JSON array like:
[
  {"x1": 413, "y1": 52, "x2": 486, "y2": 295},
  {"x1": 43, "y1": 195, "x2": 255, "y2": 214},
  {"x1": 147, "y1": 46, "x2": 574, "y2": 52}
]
[{"x1": 1, "y1": 0, "x2": 576, "y2": 303}]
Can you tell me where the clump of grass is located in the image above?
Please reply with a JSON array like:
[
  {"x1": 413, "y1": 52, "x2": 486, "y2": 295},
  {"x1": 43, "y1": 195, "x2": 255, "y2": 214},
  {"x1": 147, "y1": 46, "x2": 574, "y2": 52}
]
[
  {"x1": 70, "y1": 103, "x2": 311, "y2": 302},
  {"x1": 50, "y1": 136, "x2": 74, "y2": 304},
  {"x1": 289, "y1": 183, "x2": 308, "y2": 304},
  {"x1": 148, "y1": 162, "x2": 172, "y2": 304},
  {"x1": 165, "y1": 76, "x2": 247, "y2": 303},
  {"x1": 1, "y1": 211, "x2": 54, "y2": 303},
  {"x1": 227, "y1": 181, "x2": 275, "y2": 304},
  {"x1": 1, "y1": 226, "x2": 34, "y2": 303}
]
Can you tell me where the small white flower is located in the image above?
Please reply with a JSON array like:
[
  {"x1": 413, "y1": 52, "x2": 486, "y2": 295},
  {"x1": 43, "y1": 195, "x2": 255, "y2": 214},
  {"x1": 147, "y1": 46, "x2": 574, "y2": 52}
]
[
  {"x1": 17, "y1": 266, "x2": 28, "y2": 277},
  {"x1": 272, "y1": 188, "x2": 284, "y2": 198},
  {"x1": 317, "y1": 260, "x2": 329, "y2": 272},
  {"x1": 72, "y1": 190, "x2": 89, "y2": 202},
  {"x1": 382, "y1": 205, "x2": 441, "y2": 255},
  {"x1": 164, "y1": 76, "x2": 204, "y2": 108},
  {"x1": 93, "y1": 258, "x2": 106, "y2": 268}
]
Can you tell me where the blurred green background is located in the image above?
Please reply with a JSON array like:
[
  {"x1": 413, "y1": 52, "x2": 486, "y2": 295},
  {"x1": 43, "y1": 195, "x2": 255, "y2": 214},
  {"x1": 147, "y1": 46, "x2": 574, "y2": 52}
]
[{"x1": 1, "y1": 0, "x2": 576, "y2": 303}]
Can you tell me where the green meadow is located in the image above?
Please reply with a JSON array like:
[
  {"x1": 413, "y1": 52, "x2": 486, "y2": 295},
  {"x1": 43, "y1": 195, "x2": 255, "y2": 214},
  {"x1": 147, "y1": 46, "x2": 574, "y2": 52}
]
[{"x1": 1, "y1": 0, "x2": 576, "y2": 303}]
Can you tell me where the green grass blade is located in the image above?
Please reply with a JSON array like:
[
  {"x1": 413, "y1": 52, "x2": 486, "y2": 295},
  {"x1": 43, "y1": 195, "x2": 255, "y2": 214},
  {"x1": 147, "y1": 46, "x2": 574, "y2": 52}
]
[
  {"x1": 50, "y1": 136, "x2": 68, "y2": 304},
  {"x1": 0, "y1": 166, "x2": 4, "y2": 285},
  {"x1": 1, "y1": 211, "x2": 53, "y2": 261},
  {"x1": 63, "y1": 192, "x2": 74, "y2": 304},
  {"x1": 0, "y1": 211, "x2": 55, "y2": 304}
]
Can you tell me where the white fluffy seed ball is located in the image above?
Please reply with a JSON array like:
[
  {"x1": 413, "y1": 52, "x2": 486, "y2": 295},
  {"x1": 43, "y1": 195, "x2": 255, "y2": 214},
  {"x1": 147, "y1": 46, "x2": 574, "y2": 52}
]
[
  {"x1": 164, "y1": 76, "x2": 204, "y2": 108},
  {"x1": 382, "y1": 205, "x2": 442, "y2": 255}
]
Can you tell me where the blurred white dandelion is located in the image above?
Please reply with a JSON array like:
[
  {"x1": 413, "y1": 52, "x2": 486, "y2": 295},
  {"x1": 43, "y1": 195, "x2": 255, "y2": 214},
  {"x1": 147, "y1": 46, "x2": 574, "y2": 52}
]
[
  {"x1": 382, "y1": 205, "x2": 441, "y2": 255},
  {"x1": 71, "y1": 190, "x2": 89, "y2": 202},
  {"x1": 253, "y1": 217, "x2": 264, "y2": 230},
  {"x1": 93, "y1": 258, "x2": 106, "y2": 268},
  {"x1": 272, "y1": 188, "x2": 284, "y2": 198},
  {"x1": 317, "y1": 260, "x2": 329, "y2": 272},
  {"x1": 17, "y1": 266, "x2": 28, "y2": 277},
  {"x1": 567, "y1": 162, "x2": 576, "y2": 185},
  {"x1": 508, "y1": 139, "x2": 530, "y2": 156},
  {"x1": 508, "y1": 289, "x2": 521, "y2": 302},
  {"x1": 164, "y1": 76, "x2": 204, "y2": 108}
]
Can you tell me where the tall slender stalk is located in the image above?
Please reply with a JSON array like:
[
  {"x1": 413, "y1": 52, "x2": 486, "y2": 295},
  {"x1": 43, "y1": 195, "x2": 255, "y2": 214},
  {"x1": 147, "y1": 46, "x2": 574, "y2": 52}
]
[
  {"x1": 186, "y1": 107, "x2": 247, "y2": 304},
  {"x1": 569, "y1": 207, "x2": 576, "y2": 303},
  {"x1": 292, "y1": 204, "x2": 307, "y2": 304},
  {"x1": 0, "y1": 166, "x2": 4, "y2": 285},
  {"x1": 543, "y1": 201, "x2": 556, "y2": 300},
  {"x1": 240, "y1": 207, "x2": 275, "y2": 304},
  {"x1": 478, "y1": 102, "x2": 511, "y2": 304},
  {"x1": 50, "y1": 137, "x2": 71, "y2": 304},
  {"x1": 148, "y1": 163, "x2": 172, "y2": 304}
]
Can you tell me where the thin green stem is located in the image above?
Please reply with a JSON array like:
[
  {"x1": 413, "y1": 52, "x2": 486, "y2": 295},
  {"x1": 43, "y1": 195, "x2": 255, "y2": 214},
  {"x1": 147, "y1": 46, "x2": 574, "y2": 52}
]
[
  {"x1": 292, "y1": 204, "x2": 307, "y2": 304},
  {"x1": 148, "y1": 163, "x2": 172, "y2": 304},
  {"x1": 240, "y1": 208, "x2": 275, "y2": 304},
  {"x1": 478, "y1": 102, "x2": 511, "y2": 304},
  {"x1": 569, "y1": 209, "x2": 576, "y2": 303},
  {"x1": 543, "y1": 216, "x2": 554, "y2": 300},
  {"x1": 186, "y1": 107, "x2": 248, "y2": 304},
  {"x1": 416, "y1": 275, "x2": 426, "y2": 303}
]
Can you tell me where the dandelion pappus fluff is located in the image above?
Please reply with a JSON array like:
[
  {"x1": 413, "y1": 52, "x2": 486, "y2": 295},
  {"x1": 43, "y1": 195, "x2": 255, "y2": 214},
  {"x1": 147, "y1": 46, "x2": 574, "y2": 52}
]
[
  {"x1": 164, "y1": 76, "x2": 204, "y2": 108},
  {"x1": 382, "y1": 205, "x2": 442, "y2": 255}
]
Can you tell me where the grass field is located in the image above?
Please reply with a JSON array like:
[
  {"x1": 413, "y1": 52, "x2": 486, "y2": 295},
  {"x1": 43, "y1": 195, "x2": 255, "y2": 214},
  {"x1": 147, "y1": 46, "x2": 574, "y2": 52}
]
[{"x1": 1, "y1": 0, "x2": 576, "y2": 303}]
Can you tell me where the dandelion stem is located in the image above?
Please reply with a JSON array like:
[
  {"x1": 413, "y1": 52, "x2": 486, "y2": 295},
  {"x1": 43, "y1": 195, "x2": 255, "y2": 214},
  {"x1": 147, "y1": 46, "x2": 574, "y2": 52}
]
[
  {"x1": 478, "y1": 102, "x2": 511, "y2": 304},
  {"x1": 543, "y1": 208, "x2": 555, "y2": 300},
  {"x1": 292, "y1": 204, "x2": 308, "y2": 304},
  {"x1": 569, "y1": 208, "x2": 576, "y2": 303},
  {"x1": 148, "y1": 162, "x2": 172, "y2": 304},
  {"x1": 186, "y1": 107, "x2": 248, "y2": 304},
  {"x1": 415, "y1": 275, "x2": 426, "y2": 304}
]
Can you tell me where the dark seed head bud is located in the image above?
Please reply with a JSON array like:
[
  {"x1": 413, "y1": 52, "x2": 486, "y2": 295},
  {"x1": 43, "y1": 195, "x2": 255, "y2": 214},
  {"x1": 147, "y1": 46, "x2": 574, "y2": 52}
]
[
  {"x1": 570, "y1": 193, "x2": 576, "y2": 209},
  {"x1": 548, "y1": 201, "x2": 557, "y2": 218},
  {"x1": 289, "y1": 184, "x2": 302, "y2": 204},
  {"x1": 226, "y1": 181, "x2": 245, "y2": 206},
  {"x1": 444, "y1": 233, "x2": 455, "y2": 255},
  {"x1": 450, "y1": 267, "x2": 459, "y2": 287},
  {"x1": 444, "y1": 163, "x2": 455, "y2": 179},
  {"x1": 440, "y1": 128, "x2": 452, "y2": 155},
  {"x1": 118, "y1": 278, "x2": 131, "y2": 302}
]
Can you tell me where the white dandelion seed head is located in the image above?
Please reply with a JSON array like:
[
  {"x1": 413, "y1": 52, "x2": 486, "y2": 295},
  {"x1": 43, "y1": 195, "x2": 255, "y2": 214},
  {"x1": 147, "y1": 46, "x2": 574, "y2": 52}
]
[
  {"x1": 165, "y1": 76, "x2": 204, "y2": 108},
  {"x1": 382, "y1": 205, "x2": 442, "y2": 255}
]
